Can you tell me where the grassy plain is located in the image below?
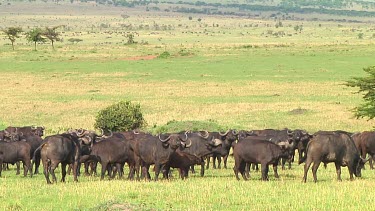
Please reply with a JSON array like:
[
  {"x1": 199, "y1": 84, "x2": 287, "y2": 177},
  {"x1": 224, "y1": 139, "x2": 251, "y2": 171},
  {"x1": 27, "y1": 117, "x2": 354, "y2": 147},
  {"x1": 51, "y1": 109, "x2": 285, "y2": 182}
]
[{"x1": 1, "y1": 1, "x2": 375, "y2": 210}]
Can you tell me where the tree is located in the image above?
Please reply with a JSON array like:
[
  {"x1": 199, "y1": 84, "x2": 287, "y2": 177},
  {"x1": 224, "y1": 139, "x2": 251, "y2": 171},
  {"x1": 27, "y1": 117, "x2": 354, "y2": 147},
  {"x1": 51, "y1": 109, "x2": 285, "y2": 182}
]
[
  {"x1": 126, "y1": 33, "x2": 138, "y2": 44},
  {"x1": 43, "y1": 26, "x2": 62, "y2": 50},
  {"x1": 346, "y1": 66, "x2": 375, "y2": 119},
  {"x1": 94, "y1": 101, "x2": 146, "y2": 132},
  {"x1": 2, "y1": 27, "x2": 23, "y2": 50},
  {"x1": 25, "y1": 28, "x2": 46, "y2": 51}
]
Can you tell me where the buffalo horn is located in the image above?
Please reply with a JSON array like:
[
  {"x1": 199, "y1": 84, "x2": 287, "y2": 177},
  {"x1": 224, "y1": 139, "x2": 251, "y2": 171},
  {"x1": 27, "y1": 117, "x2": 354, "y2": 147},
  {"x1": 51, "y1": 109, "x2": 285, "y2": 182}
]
[
  {"x1": 133, "y1": 130, "x2": 140, "y2": 135},
  {"x1": 181, "y1": 132, "x2": 188, "y2": 142},
  {"x1": 198, "y1": 130, "x2": 209, "y2": 139},
  {"x1": 159, "y1": 134, "x2": 171, "y2": 143},
  {"x1": 232, "y1": 129, "x2": 238, "y2": 135},
  {"x1": 96, "y1": 129, "x2": 103, "y2": 137},
  {"x1": 219, "y1": 130, "x2": 230, "y2": 136},
  {"x1": 77, "y1": 128, "x2": 85, "y2": 137},
  {"x1": 101, "y1": 129, "x2": 113, "y2": 138},
  {"x1": 184, "y1": 139, "x2": 192, "y2": 148}
]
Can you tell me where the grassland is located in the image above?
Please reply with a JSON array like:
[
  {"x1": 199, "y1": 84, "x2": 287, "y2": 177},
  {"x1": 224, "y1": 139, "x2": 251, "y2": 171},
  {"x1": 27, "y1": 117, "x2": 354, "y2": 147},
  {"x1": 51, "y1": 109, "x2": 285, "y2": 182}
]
[{"x1": 1, "y1": 1, "x2": 375, "y2": 210}]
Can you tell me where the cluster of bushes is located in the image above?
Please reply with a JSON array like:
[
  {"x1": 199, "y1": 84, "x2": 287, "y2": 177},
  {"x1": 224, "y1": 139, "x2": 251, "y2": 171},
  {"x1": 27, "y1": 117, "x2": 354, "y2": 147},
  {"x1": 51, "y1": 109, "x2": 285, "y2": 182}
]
[{"x1": 95, "y1": 100, "x2": 223, "y2": 134}]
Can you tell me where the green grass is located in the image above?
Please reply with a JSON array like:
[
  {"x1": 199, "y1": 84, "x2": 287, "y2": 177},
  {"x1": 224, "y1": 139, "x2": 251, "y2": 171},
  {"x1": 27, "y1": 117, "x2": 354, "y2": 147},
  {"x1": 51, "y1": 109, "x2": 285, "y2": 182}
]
[
  {"x1": 1, "y1": 2, "x2": 375, "y2": 210},
  {"x1": 1, "y1": 159, "x2": 375, "y2": 210}
]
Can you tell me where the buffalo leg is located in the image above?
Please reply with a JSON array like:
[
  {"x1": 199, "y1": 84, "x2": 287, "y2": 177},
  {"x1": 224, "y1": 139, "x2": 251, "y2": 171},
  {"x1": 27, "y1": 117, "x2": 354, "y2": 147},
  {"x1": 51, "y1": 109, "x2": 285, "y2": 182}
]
[
  {"x1": 245, "y1": 163, "x2": 250, "y2": 178},
  {"x1": 183, "y1": 167, "x2": 189, "y2": 179},
  {"x1": 67, "y1": 164, "x2": 72, "y2": 175},
  {"x1": 16, "y1": 161, "x2": 20, "y2": 175},
  {"x1": 223, "y1": 155, "x2": 228, "y2": 169},
  {"x1": 50, "y1": 161, "x2": 59, "y2": 183},
  {"x1": 200, "y1": 160, "x2": 205, "y2": 177},
  {"x1": 216, "y1": 156, "x2": 222, "y2": 169},
  {"x1": 302, "y1": 157, "x2": 313, "y2": 183},
  {"x1": 370, "y1": 156, "x2": 374, "y2": 170},
  {"x1": 261, "y1": 164, "x2": 269, "y2": 181},
  {"x1": 90, "y1": 161, "x2": 97, "y2": 176},
  {"x1": 154, "y1": 163, "x2": 162, "y2": 181},
  {"x1": 206, "y1": 156, "x2": 210, "y2": 169},
  {"x1": 311, "y1": 162, "x2": 321, "y2": 183},
  {"x1": 42, "y1": 158, "x2": 52, "y2": 184},
  {"x1": 281, "y1": 158, "x2": 286, "y2": 170},
  {"x1": 163, "y1": 165, "x2": 170, "y2": 179},
  {"x1": 61, "y1": 163, "x2": 67, "y2": 182},
  {"x1": 335, "y1": 162, "x2": 342, "y2": 181},
  {"x1": 128, "y1": 162, "x2": 135, "y2": 180},
  {"x1": 72, "y1": 161, "x2": 79, "y2": 182},
  {"x1": 116, "y1": 163, "x2": 123, "y2": 179},
  {"x1": 34, "y1": 153, "x2": 41, "y2": 174},
  {"x1": 273, "y1": 163, "x2": 279, "y2": 178},
  {"x1": 100, "y1": 162, "x2": 108, "y2": 180},
  {"x1": 23, "y1": 158, "x2": 32, "y2": 177},
  {"x1": 190, "y1": 165, "x2": 195, "y2": 174},
  {"x1": 0, "y1": 160, "x2": 2, "y2": 177},
  {"x1": 347, "y1": 164, "x2": 355, "y2": 181},
  {"x1": 84, "y1": 162, "x2": 90, "y2": 176}
]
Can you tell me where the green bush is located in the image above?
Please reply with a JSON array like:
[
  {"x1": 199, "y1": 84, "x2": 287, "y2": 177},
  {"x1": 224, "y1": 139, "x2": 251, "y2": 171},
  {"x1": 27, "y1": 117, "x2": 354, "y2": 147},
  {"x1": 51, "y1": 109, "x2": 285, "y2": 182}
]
[
  {"x1": 157, "y1": 51, "x2": 171, "y2": 59},
  {"x1": 149, "y1": 120, "x2": 225, "y2": 134},
  {"x1": 94, "y1": 101, "x2": 146, "y2": 132}
]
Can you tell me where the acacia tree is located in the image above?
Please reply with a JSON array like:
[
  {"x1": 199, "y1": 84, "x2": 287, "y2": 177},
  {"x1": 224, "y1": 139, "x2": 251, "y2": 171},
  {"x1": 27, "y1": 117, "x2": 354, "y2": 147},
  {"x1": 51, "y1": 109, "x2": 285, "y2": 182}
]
[
  {"x1": 43, "y1": 26, "x2": 61, "y2": 50},
  {"x1": 26, "y1": 28, "x2": 46, "y2": 51},
  {"x1": 3, "y1": 27, "x2": 23, "y2": 50},
  {"x1": 346, "y1": 66, "x2": 375, "y2": 119}
]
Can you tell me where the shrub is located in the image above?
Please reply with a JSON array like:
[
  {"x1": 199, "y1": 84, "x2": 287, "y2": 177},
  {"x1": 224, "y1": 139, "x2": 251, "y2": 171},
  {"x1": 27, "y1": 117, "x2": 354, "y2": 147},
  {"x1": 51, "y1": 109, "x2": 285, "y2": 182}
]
[
  {"x1": 149, "y1": 120, "x2": 225, "y2": 134},
  {"x1": 94, "y1": 101, "x2": 146, "y2": 132},
  {"x1": 157, "y1": 51, "x2": 171, "y2": 59}
]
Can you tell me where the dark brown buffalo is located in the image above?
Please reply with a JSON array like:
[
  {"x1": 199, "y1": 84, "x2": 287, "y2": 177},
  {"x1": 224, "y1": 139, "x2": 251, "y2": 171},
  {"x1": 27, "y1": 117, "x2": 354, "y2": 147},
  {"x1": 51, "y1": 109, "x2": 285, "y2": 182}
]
[
  {"x1": 35, "y1": 134, "x2": 81, "y2": 184},
  {"x1": 66, "y1": 128, "x2": 110, "y2": 176},
  {"x1": 0, "y1": 140, "x2": 32, "y2": 177},
  {"x1": 85, "y1": 133, "x2": 131, "y2": 180},
  {"x1": 179, "y1": 131, "x2": 230, "y2": 177},
  {"x1": 163, "y1": 151, "x2": 202, "y2": 179},
  {"x1": 302, "y1": 132, "x2": 365, "y2": 183},
  {"x1": 233, "y1": 136, "x2": 291, "y2": 181},
  {"x1": 133, "y1": 133, "x2": 189, "y2": 181},
  {"x1": 5, "y1": 126, "x2": 45, "y2": 137},
  {"x1": 205, "y1": 130, "x2": 238, "y2": 169},
  {"x1": 351, "y1": 131, "x2": 375, "y2": 169}
]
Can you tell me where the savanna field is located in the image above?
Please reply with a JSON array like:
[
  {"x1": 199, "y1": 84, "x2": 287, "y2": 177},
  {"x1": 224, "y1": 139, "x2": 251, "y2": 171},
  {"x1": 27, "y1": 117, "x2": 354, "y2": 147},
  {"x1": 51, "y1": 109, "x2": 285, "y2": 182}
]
[{"x1": 1, "y1": 1, "x2": 375, "y2": 210}]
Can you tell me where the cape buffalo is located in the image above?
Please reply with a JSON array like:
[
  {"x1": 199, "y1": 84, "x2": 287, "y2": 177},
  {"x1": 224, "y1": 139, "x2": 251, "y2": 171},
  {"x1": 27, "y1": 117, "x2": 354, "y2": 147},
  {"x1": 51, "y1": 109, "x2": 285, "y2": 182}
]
[
  {"x1": 233, "y1": 137, "x2": 291, "y2": 181},
  {"x1": 0, "y1": 140, "x2": 32, "y2": 177},
  {"x1": 133, "y1": 132, "x2": 190, "y2": 181},
  {"x1": 302, "y1": 132, "x2": 366, "y2": 183},
  {"x1": 35, "y1": 134, "x2": 81, "y2": 184}
]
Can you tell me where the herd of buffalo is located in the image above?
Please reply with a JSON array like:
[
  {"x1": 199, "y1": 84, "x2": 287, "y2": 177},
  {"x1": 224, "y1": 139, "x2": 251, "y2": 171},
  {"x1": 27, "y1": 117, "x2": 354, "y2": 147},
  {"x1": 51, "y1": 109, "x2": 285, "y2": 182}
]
[{"x1": 0, "y1": 126, "x2": 374, "y2": 183}]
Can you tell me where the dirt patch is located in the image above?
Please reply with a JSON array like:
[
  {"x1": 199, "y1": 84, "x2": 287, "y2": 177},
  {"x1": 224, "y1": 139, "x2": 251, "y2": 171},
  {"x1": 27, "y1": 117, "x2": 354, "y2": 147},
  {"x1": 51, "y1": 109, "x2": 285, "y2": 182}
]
[
  {"x1": 123, "y1": 55, "x2": 157, "y2": 61},
  {"x1": 288, "y1": 108, "x2": 309, "y2": 115}
]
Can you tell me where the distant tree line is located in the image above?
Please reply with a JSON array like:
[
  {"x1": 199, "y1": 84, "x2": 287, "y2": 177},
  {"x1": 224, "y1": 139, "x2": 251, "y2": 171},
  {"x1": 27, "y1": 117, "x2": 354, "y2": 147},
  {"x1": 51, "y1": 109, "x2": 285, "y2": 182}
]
[
  {"x1": 2, "y1": 26, "x2": 67, "y2": 50},
  {"x1": 167, "y1": 1, "x2": 375, "y2": 18}
]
